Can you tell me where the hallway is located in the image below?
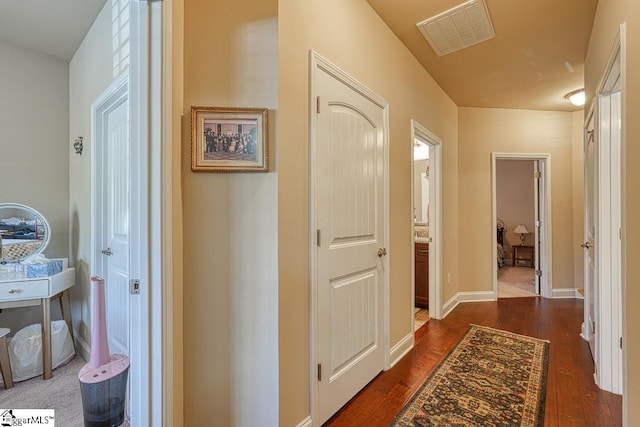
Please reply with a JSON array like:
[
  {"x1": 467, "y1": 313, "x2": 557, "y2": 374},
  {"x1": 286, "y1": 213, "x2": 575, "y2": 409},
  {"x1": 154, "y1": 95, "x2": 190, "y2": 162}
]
[{"x1": 324, "y1": 298, "x2": 622, "y2": 426}]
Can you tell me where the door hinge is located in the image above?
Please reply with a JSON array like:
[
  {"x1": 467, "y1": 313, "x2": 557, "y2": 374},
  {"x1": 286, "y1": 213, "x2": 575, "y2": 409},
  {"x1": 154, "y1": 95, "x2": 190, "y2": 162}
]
[
  {"x1": 130, "y1": 279, "x2": 141, "y2": 295},
  {"x1": 534, "y1": 171, "x2": 542, "y2": 179},
  {"x1": 619, "y1": 227, "x2": 622, "y2": 239},
  {"x1": 317, "y1": 229, "x2": 321, "y2": 247},
  {"x1": 535, "y1": 270, "x2": 542, "y2": 277},
  {"x1": 620, "y1": 337, "x2": 623, "y2": 349},
  {"x1": 318, "y1": 363, "x2": 322, "y2": 381},
  {"x1": 535, "y1": 220, "x2": 541, "y2": 228},
  {"x1": 316, "y1": 96, "x2": 320, "y2": 114}
]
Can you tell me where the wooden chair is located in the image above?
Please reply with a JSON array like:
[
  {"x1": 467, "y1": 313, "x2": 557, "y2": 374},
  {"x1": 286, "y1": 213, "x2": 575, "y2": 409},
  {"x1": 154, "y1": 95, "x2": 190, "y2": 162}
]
[{"x1": 0, "y1": 328, "x2": 13, "y2": 389}]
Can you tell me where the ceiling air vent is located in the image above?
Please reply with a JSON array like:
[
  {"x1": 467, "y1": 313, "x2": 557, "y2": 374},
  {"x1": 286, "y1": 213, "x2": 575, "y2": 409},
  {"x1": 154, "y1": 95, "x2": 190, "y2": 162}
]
[{"x1": 417, "y1": 0, "x2": 495, "y2": 57}]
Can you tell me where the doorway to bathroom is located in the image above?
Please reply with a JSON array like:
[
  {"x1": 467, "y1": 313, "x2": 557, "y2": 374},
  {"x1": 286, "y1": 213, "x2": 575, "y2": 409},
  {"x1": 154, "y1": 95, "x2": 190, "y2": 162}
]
[{"x1": 411, "y1": 121, "x2": 442, "y2": 328}]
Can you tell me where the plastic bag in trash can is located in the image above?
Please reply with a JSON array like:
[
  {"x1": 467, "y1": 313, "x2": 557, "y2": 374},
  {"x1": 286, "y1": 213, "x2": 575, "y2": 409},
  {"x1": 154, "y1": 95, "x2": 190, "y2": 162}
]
[{"x1": 6, "y1": 320, "x2": 75, "y2": 383}]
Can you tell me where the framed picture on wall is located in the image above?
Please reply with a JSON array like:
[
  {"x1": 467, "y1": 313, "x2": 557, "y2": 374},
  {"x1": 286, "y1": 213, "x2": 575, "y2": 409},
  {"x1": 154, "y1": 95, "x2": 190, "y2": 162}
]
[{"x1": 191, "y1": 106, "x2": 269, "y2": 172}]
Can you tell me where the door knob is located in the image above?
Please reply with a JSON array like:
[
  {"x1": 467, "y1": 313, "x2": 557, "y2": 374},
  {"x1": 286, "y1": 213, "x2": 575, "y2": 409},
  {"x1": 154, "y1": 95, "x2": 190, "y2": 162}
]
[
  {"x1": 377, "y1": 248, "x2": 387, "y2": 257},
  {"x1": 101, "y1": 247, "x2": 113, "y2": 256},
  {"x1": 580, "y1": 242, "x2": 591, "y2": 249}
]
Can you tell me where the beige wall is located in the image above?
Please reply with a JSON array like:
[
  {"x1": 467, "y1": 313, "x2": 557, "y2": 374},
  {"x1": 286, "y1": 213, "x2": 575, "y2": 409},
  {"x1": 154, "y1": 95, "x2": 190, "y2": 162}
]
[
  {"x1": 571, "y1": 111, "x2": 584, "y2": 290},
  {"x1": 585, "y1": 0, "x2": 639, "y2": 422},
  {"x1": 68, "y1": 1, "x2": 114, "y2": 350},
  {"x1": 0, "y1": 40, "x2": 70, "y2": 333},
  {"x1": 458, "y1": 108, "x2": 576, "y2": 293},
  {"x1": 168, "y1": 0, "x2": 185, "y2": 425},
  {"x1": 182, "y1": 0, "x2": 279, "y2": 425},
  {"x1": 496, "y1": 160, "x2": 535, "y2": 250},
  {"x1": 278, "y1": 0, "x2": 459, "y2": 424}
]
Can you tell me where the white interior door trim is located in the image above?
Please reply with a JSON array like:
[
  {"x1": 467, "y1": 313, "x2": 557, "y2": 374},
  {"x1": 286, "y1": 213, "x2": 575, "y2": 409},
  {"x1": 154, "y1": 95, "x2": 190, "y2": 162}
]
[
  {"x1": 410, "y1": 120, "x2": 443, "y2": 321},
  {"x1": 308, "y1": 50, "x2": 390, "y2": 426},
  {"x1": 152, "y1": 0, "x2": 170, "y2": 424},
  {"x1": 491, "y1": 153, "x2": 553, "y2": 299}
]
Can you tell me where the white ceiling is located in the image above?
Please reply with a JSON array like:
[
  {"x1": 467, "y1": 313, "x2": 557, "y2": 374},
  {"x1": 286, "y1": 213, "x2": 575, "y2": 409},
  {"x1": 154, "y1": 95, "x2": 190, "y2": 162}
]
[
  {"x1": 366, "y1": 0, "x2": 599, "y2": 112},
  {"x1": 0, "y1": 0, "x2": 107, "y2": 61}
]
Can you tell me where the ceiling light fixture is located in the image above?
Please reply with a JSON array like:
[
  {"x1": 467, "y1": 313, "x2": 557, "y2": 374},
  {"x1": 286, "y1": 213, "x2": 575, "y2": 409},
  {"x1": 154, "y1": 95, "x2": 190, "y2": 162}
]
[
  {"x1": 565, "y1": 89, "x2": 585, "y2": 107},
  {"x1": 414, "y1": 140, "x2": 429, "y2": 161}
]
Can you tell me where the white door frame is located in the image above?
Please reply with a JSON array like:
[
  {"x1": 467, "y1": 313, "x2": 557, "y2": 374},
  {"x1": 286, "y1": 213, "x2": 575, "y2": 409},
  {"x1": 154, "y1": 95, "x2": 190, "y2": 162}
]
[
  {"x1": 98, "y1": 1, "x2": 172, "y2": 425},
  {"x1": 144, "y1": 0, "x2": 169, "y2": 424},
  {"x1": 410, "y1": 120, "x2": 443, "y2": 321},
  {"x1": 587, "y1": 23, "x2": 624, "y2": 395},
  {"x1": 491, "y1": 153, "x2": 553, "y2": 299},
  {"x1": 308, "y1": 51, "x2": 390, "y2": 425},
  {"x1": 89, "y1": 1, "x2": 168, "y2": 425}
]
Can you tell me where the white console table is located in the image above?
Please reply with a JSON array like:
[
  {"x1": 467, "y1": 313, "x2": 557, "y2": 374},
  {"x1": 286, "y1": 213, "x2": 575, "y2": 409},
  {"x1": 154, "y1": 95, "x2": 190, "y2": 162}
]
[{"x1": 0, "y1": 267, "x2": 75, "y2": 380}]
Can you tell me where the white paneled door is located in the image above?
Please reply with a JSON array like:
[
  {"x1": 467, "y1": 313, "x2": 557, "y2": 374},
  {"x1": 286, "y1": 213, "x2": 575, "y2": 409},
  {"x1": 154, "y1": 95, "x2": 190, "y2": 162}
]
[
  {"x1": 313, "y1": 55, "x2": 388, "y2": 425},
  {"x1": 584, "y1": 121, "x2": 596, "y2": 359},
  {"x1": 533, "y1": 160, "x2": 543, "y2": 295},
  {"x1": 104, "y1": 94, "x2": 130, "y2": 358},
  {"x1": 93, "y1": 76, "x2": 131, "y2": 421}
]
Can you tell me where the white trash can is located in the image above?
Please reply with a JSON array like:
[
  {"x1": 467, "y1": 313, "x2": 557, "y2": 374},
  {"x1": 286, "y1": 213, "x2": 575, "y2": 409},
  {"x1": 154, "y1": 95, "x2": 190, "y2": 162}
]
[{"x1": 5, "y1": 320, "x2": 75, "y2": 383}]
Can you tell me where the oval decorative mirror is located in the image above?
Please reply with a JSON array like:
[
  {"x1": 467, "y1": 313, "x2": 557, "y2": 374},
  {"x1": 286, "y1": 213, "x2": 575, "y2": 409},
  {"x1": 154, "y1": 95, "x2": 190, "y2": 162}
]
[{"x1": 0, "y1": 203, "x2": 51, "y2": 262}]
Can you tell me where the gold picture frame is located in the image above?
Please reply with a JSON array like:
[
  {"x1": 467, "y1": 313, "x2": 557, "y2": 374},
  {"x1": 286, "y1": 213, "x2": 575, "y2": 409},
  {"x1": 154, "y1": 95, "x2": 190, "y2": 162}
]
[{"x1": 191, "y1": 106, "x2": 269, "y2": 172}]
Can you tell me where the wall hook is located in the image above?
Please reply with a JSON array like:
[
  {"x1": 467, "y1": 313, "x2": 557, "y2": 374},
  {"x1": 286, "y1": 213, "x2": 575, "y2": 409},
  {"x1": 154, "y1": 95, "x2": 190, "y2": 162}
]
[{"x1": 73, "y1": 136, "x2": 83, "y2": 155}]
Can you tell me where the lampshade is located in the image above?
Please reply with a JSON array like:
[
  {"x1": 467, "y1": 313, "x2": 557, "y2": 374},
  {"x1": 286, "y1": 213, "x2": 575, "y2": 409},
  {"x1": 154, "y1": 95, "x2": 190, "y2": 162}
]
[
  {"x1": 513, "y1": 224, "x2": 529, "y2": 234},
  {"x1": 565, "y1": 89, "x2": 585, "y2": 107}
]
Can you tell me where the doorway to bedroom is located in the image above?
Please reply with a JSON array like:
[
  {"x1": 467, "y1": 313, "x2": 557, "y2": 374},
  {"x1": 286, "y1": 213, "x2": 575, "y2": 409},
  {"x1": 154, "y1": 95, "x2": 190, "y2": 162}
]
[{"x1": 492, "y1": 154, "x2": 551, "y2": 299}]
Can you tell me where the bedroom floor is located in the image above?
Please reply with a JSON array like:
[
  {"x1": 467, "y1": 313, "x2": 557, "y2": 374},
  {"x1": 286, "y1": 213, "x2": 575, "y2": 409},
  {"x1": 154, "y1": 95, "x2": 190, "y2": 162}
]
[{"x1": 498, "y1": 266, "x2": 536, "y2": 298}]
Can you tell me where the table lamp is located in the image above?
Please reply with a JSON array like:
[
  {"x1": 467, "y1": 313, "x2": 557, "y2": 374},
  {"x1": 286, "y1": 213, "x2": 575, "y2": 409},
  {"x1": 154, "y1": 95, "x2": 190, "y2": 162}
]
[{"x1": 513, "y1": 224, "x2": 529, "y2": 246}]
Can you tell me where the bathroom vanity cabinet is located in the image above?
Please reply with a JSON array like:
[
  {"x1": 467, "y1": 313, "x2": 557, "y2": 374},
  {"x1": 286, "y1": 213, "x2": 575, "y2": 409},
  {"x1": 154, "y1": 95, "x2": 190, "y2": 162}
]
[{"x1": 415, "y1": 242, "x2": 429, "y2": 309}]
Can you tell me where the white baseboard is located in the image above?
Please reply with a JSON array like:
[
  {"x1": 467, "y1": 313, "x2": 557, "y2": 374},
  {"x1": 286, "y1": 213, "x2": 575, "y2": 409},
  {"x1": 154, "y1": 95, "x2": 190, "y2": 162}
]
[
  {"x1": 580, "y1": 322, "x2": 588, "y2": 341},
  {"x1": 442, "y1": 294, "x2": 459, "y2": 317},
  {"x1": 442, "y1": 291, "x2": 497, "y2": 318},
  {"x1": 388, "y1": 332, "x2": 414, "y2": 368},
  {"x1": 456, "y1": 291, "x2": 496, "y2": 303},
  {"x1": 74, "y1": 330, "x2": 91, "y2": 362},
  {"x1": 552, "y1": 288, "x2": 578, "y2": 299},
  {"x1": 296, "y1": 415, "x2": 312, "y2": 427}
]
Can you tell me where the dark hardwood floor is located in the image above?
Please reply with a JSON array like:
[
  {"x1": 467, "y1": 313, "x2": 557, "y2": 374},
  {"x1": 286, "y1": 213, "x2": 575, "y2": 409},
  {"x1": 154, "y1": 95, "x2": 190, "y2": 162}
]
[{"x1": 324, "y1": 298, "x2": 622, "y2": 426}]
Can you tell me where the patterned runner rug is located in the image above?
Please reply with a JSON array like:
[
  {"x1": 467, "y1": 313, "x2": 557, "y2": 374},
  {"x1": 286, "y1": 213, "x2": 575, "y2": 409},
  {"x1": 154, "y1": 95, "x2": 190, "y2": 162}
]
[{"x1": 391, "y1": 324, "x2": 549, "y2": 426}]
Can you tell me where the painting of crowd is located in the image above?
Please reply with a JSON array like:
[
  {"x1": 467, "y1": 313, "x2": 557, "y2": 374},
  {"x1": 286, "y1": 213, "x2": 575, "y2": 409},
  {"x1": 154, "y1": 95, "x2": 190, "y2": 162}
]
[{"x1": 202, "y1": 121, "x2": 258, "y2": 162}]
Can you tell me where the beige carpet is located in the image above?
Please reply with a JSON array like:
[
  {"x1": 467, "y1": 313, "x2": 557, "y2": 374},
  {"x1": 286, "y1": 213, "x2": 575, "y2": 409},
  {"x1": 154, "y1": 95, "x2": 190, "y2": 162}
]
[
  {"x1": 498, "y1": 266, "x2": 536, "y2": 298},
  {"x1": 414, "y1": 308, "x2": 430, "y2": 330},
  {"x1": 0, "y1": 354, "x2": 85, "y2": 426}
]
